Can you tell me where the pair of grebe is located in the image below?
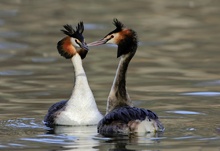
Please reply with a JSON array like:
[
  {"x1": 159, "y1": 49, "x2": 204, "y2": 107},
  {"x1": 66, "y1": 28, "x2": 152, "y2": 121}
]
[{"x1": 44, "y1": 19, "x2": 164, "y2": 135}]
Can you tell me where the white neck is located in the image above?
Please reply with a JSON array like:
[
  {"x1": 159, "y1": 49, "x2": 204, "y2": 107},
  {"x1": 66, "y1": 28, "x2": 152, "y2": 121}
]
[
  {"x1": 54, "y1": 53, "x2": 103, "y2": 125},
  {"x1": 67, "y1": 54, "x2": 96, "y2": 108},
  {"x1": 71, "y1": 53, "x2": 85, "y2": 76}
]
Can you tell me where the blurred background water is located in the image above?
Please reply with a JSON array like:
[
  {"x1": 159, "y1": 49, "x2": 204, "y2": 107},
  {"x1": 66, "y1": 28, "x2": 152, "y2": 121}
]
[{"x1": 0, "y1": 0, "x2": 220, "y2": 150}]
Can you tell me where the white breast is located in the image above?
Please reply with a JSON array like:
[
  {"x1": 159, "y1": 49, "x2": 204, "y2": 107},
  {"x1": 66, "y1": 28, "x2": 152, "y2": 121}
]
[{"x1": 54, "y1": 54, "x2": 103, "y2": 126}]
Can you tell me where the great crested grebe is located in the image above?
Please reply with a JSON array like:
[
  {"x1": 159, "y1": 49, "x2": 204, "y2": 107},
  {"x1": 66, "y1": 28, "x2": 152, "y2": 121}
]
[
  {"x1": 88, "y1": 19, "x2": 164, "y2": 135},
  {"x1": 44, "y1": 22, "x2": 103, "y2": 127}
]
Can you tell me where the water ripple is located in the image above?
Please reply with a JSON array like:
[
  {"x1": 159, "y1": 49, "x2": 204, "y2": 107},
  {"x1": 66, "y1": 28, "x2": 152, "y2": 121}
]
[
  {"x1": 0, "y1": 31, "x2": 20, "y2": 38},
  {"x1": 0, "y1": 70, "x2": 33, "y2": 76},
  {"x1": 0, "y1": 145, "x2": 7, "y2": 148},
  {"x1": 7, "y1": 143, "x2": 26, "y2": 147},
  {"x1": 5, "y1": 118, "x2": 44, "y2": 129},
  {"x1": 181, "y1": 92, "x2": 220, "y2": 96},
  {"x1": 0, "y1": 54, "x2": 14, "y2": 60},
  {"x1": 20, "y1": 136, "x2": 75, "y2": 145},
  {"x1": 0, "y1": 19, "x2": 4, "y2": 26},
  {"x1": 173, "y1": 136, "x2": 200, "y2": 140},
  {"x1": 31, "y1": 57, "x2": 56, "y2": 63},
  {"x1": 0, "y1": 42, "x2": 28, "y2": 50},
  {"x1": 166, "y1": 110, "x2": 205, "y2": 115},
  {"x1": 85, "y1": 24, "x2": 105, "y2": 30},
  {"x1": 0, "y1": 10, "x2": 17, "y2": 17},
  {"x1": 198, "y1": 137, "x2": 220, "y2": 141},
  {"x1": 196, "y1": 80, "x2": 220, "y2": 86}
]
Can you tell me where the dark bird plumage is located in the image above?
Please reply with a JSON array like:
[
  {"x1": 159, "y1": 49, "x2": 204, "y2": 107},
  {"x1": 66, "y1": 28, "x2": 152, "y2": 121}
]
[
  {"x1": 61, "y1": 22, "x2": 84, "y2": 42},
  {"x1": 107, "y1": 19, "x2": 124, "y2": 36},
  {"x1": 97, "y1": 106, "x2": 163, "y2": 136},
  {"x1": 44, "y1": 100, "x2": 67, "y2": 127}
]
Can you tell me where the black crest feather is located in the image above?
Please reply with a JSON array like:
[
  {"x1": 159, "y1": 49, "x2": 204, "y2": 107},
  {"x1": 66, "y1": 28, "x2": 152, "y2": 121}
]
[
  {"x1": 106, "y1": 19, "x2": 124, "y2": 36},
  {"x1": 61, "y1": 24, "x2": 75, "y2": 37},
  {"x1": 113, "y1": 18, "x2": 124, "y2": 30},
  {"x1": 61, "y1": 22, "x2": 84, "y2": 42},
  {"x1": 76, "y1": 21, "x2": 84, "y2": 34}
]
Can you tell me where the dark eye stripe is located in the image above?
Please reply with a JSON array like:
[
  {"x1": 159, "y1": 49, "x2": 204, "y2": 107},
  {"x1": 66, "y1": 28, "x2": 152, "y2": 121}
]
[{"x1": 75, "y1": 39, "x2": 81, "y2": 46}]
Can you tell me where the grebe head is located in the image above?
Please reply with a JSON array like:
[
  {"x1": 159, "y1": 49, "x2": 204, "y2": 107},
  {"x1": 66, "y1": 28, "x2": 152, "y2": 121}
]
[
  {"x1": 57, "y1": 22, "x2": 89, "y2": 59},
  {"x1": 88, "y1": 19, "x2": 138, "y2": 58}
]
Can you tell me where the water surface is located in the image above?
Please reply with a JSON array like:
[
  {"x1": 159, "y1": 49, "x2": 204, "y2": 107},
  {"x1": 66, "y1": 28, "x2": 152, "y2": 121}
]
[{"x1": 0, "y1": 0, "x2": 220, "y2": 150}]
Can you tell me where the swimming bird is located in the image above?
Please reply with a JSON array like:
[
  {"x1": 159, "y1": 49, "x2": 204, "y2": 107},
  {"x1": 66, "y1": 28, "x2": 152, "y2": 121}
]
[
  {"x1": 88, "y1": 19, "x2": 164, "y2": 135},
  {"x1": 44, "y1": 22, "x2": 103, "y2": 127}
]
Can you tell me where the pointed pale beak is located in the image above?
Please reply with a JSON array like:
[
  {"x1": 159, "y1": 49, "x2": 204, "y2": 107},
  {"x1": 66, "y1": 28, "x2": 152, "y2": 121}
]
[
  {"x1": 81, "y1": 42, "x2": 89, "y2": 51},
  {"x1": 87, "y1": 38, "x2": 108, "y2": 47}
]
